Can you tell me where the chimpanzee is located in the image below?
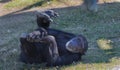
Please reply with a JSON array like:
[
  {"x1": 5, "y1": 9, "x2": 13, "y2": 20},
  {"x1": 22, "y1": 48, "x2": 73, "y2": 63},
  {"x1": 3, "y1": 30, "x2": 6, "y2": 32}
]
[
  {"x1": 19, "y1": 10, "x2": 88, "y2": 66},
  {"x1": 83, "y1": 0, "x2": 98, "y2": 12}
]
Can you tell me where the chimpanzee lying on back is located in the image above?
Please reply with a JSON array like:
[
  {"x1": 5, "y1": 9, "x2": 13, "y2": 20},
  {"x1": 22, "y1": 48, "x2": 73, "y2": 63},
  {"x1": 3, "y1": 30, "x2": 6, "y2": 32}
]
[{"x1": 19, "y1": 10, "x2": 88, "y2": 66}]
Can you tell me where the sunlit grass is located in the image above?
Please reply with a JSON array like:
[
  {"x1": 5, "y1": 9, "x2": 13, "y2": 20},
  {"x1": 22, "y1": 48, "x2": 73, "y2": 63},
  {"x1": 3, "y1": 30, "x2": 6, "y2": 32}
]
[
  {"x1": 97, "y1": 39, "x2": 113, "y2": 50},
  {"x1": 4, "y1": 0, "x2": 41, "y2": 9},
  {"x1": 4, "y1": 0, "x2": 82, "y2": 9}
]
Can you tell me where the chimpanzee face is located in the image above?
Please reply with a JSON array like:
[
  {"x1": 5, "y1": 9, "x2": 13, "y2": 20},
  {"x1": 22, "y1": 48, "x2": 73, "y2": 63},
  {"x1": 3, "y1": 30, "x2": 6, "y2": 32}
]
[{"x1": 66, "y1": 36, "x2": 87, "y2": 54}]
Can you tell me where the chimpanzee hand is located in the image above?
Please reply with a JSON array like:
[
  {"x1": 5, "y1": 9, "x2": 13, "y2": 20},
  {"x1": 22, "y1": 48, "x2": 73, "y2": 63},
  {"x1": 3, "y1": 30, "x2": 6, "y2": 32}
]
[{"x1": 26, "y1": 28, "x2": 48, "y2": 42}]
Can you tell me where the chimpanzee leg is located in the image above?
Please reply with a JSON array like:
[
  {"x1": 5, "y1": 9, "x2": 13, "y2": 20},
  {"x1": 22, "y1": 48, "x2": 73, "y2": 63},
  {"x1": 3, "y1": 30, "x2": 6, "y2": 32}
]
[
  {"x1": 43, "y1": 36, "x2": 81, "y2": 66},
  {"x1": 50, "y1": 35, "x2": 88, "y2": 66},
  {"x1": 41, "y1": 35, "x2": 59, "y2": 66}
]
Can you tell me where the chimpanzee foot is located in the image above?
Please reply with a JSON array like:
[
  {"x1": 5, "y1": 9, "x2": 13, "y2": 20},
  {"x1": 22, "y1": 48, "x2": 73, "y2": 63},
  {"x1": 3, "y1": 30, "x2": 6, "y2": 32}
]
[
  {"x1": 26, "y1": 28, "x2": 47, "y2": 42},
  {"x1": 26, "y1": 31, "x2": 41, "y2": 42}
]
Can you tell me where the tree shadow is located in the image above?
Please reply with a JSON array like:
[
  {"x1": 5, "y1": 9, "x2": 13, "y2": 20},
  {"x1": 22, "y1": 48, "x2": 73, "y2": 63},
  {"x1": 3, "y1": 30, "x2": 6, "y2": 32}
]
[
  {"x1": 0, "y1": 0, "x2": 11, "y2": 3},
  {"x1": 0, "y1": 0, "x2": 49, "y2": 17},
  {"x1": 20, "y1": 0, "x2": 46, "y2": 11}
]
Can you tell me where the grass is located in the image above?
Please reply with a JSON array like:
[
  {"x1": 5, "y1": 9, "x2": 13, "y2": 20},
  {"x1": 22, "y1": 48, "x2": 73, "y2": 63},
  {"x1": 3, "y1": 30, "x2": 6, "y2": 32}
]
[
  {"x1": 0, "y1": 0, "x2": 120, "y2": 70},
  {"x1": 97, "y1": 39, "x2": 113, "y2": 50},
  {"x1": 4, "y1": 0, "x2": 82, "y2": 10},
  {"x1": 4, "y1": 0, "x2": 45, "y2": 9},
  {"x1": 4, "y1": 0, "x2": 61, "y2": 9}
]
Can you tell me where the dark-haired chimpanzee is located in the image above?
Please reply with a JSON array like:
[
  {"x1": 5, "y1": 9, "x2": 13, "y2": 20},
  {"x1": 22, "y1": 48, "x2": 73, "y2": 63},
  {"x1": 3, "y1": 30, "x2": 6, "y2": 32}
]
[{"x1": 19, "y1": 10, "x2": 88, "y2": 66}]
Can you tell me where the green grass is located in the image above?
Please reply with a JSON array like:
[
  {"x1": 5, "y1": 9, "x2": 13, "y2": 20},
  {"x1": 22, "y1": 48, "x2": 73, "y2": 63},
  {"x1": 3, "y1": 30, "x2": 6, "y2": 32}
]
[
  {"x1": 4, "y1": 0, "x2": 82, "y2": 9},
  {"x1": 4, "y1": 0, "x2": 45, "y2": 9},
  {"x1": 4, "y1": 0, "x2": 67, "y2": 9},
  {"x1": 97, "y1": 38, "x2": 113, "y2": 50},
  {"x1": 0, "y1": 1, "x2": 120, "y2": 70}
]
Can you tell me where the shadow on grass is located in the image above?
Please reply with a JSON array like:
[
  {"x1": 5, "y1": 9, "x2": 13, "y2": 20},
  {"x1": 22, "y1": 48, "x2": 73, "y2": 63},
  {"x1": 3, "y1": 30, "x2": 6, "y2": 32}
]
[
  {"x1": 0, "y1": 0, "x2": 11, "y2": 3},
  {"x1": 0, "y1": 0, "x2": 74, "y2": 17},
  {"x1": 0, "y1": 0, "x2": 48, "y2": 18},
  {"x1": 20, "y1": 0, "x2": 46, "y2": 11},
  {"x1": 0, "y1": 1, "x2": 120, "y2": 69}
]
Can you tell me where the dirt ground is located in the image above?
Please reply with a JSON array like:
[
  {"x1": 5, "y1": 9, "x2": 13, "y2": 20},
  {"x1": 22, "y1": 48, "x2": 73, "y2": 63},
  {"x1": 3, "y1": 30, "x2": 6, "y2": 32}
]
[{"x1": 0, "y1": 0, "x2": 120, "y2": 16}]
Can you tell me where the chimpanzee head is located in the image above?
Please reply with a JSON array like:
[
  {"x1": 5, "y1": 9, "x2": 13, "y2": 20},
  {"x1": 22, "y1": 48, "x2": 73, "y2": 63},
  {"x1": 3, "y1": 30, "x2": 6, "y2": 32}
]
[
  {"x1": 66, "y1": 35, "x2": 88, "y2": 55},
  {"x1": 36, "y1": 10, "x2": 59, "y2": 29}
]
